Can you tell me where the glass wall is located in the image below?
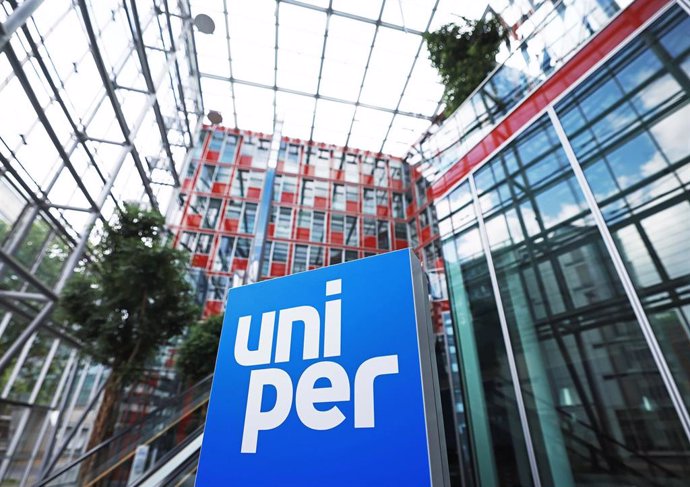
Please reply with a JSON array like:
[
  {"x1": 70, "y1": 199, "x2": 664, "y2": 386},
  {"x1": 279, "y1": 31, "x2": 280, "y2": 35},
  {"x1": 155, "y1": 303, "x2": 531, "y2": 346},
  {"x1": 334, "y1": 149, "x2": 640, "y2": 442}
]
[
  {"x1": 555, "y1": 8, "x2": 690, "y2": 410},
  {"x1": 439, "y1": 5, "x2": 690, "y2": 486},
  {"x1": 0, "y1": 0, "x2": 202, "y2": 484}
]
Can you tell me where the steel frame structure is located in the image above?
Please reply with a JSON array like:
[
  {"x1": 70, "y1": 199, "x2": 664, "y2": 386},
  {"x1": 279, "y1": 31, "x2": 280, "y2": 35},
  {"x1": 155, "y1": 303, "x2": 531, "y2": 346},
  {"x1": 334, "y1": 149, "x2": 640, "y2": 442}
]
[
  {"x1": 193, "y1": 0, "x2": 451, "y2": 157},
  {"x1": 0, "y1": 0, "x2": 203, "y2": 485}
]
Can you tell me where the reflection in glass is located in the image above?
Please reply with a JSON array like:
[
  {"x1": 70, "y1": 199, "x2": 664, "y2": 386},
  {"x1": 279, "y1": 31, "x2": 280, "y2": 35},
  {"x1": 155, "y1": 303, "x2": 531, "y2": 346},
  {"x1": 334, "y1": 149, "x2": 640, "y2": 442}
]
[
  {"x1": 473, "y1": 115, "x2": 690, "y2": 485},
  {"x1": 556, "y1": 6, "x2": 690, "y2": 413}
]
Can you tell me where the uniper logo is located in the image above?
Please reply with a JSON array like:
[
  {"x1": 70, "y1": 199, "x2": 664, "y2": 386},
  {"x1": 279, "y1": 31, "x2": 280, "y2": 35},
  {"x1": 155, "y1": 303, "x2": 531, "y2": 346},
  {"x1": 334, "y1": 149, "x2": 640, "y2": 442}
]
[{"x1": 234, "y1": 279, "x2": 399, "y2": 454}]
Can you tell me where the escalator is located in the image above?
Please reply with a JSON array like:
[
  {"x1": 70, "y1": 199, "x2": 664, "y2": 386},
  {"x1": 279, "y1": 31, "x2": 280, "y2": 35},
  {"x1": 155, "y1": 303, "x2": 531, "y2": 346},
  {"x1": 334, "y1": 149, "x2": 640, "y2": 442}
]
[{"x1": 36, "y1": 376, "x2": 211, "y2": 487}]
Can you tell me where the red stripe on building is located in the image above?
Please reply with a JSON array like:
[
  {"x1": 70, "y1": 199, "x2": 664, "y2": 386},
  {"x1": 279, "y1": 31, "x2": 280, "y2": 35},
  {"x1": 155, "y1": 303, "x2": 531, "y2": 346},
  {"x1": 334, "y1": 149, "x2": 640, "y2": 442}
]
[{"x1": 431, "y1": 0, "x2": 671, "y2": 199}]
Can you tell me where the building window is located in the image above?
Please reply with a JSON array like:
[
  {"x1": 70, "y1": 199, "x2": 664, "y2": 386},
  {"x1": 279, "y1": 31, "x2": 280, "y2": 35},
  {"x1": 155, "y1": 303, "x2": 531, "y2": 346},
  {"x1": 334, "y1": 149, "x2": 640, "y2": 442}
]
[
  {"x1": 330, "y1": 214, "x2": 344, "y2": 234},
  {"x1": 179, "y1": 231, "x2": 196, "y2": 252},
  {"x1": 225, "y1": 201, "x2": 241, "y2": 220},
  {"x1": 272, "y1": 242, "x2": 288, "y2": 263},
  {"x1": 254, "y1": 138, "x2": 271, "y2": 168},
  {"x1": 213, "y1": 236, "x2": 235, "y2": 271},
  {"x1": 377, "y1": 220, "x2": 389, "y2": 250},
  {"x1": 297, "y1": 209, "x2": 311, "y2": 229},
  {"x1": 329, "y1": 248, "x2": 343, "y2": 266},
  {"x1": 415, "y1": 178, "x2": 427, "y2": 206},
  {"x1": 240, "y1": 203, "x2": 257, "y2": 233},
  {"x1": 390, "y1": 161, "x2": 402, "y2": 181},
  {"x1": 376, "y1": 189, "x2": 388, "y2": 209},
  {"x1": 392, "y1": 192, "x2": 405, "y2": 218},
  {"x1": 374, "y1": 159, "x2": 387, "y2": 186},
  {"x1": 332, "y1": 184, "x2": 345, "y2": 211},
  {"x1": 207, "y1": 275, "x2": 229, "y2": 301},
  {"x1": 309, "y1": 246, "x2": 324, "y2": 268},
  {"x1": 345, "y1": 154, "x2": 358, "y2": 183},
  {"x1": 220, "y1": 134, "x2": 238, "y2": 163},
  {"x1": 363, "y1": 188, "x2": 376, "y2": 214},
  {"x1": 312, "y1": 212, "x2": 325, "y2": 242},
  {"x1": 196, "y1": 233, "x2": 213, "y2": 254},
  {"x1": 234, "y1": 237, "x2": 250, "y2": 259},
  {"x1": 292, "y1": 244, "x2": 308, "y2": 273},
  {"x1": 346, "y1": 185, "x2": 358, "y2": 207},
  {"x1": 202, "y1": 198, "x2": 222, "y2": 229},
  {"x1": 196, "y1": 164, "x2": 215, "y2": 192},
  {"x1": 300, "y1": 179, "x2": 315, "y2": 206},
  {"x1": 272, "y1": 206, "x2": 292, "y2": 238},
  {"x1": 231, "y1": 170, "x2": 249, "y2": 197},
  {"x1": 281, "y1": 143, "x2": 301, "y2": 173},
  {"x1": 394, "y1": 222, "x2": 407, "y2": 242},
  {"x1": 345, "y1": 216, "x2": 358, "y2": 246}
]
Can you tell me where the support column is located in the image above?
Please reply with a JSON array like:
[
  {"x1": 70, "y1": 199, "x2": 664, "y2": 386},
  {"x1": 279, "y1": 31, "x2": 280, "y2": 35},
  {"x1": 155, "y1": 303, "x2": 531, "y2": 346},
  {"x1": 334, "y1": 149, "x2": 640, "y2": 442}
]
[{"x1": 245, "y1": 121, "x2": 282, "y2": 284}]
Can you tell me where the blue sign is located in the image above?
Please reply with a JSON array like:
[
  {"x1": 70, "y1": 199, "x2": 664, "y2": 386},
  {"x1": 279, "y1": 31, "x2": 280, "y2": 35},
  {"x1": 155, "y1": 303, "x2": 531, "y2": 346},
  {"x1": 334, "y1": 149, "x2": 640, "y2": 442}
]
[{"x1": 196, "y1": 249, "x2": 448, "y2": 486}]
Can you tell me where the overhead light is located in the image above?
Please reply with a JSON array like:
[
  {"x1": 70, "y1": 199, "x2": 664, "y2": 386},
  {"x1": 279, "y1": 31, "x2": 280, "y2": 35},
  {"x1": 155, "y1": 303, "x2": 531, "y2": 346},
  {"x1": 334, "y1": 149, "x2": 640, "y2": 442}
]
[
  {"x1": 208, "y1": 110, "x2": 223, "y2": 125},
  {"x1": 194, "y1": 14, "x2": 216, "y2": 34}
]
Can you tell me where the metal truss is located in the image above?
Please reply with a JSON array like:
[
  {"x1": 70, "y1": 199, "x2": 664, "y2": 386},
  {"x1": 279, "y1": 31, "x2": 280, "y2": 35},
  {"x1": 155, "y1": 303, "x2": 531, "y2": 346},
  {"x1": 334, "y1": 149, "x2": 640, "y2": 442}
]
[
  {"x1": 0, "y1": 0, "x2": 203, "y2": 484},
  {"x1": 199, "y1": 0, "x2": 445, "y2": 153}
]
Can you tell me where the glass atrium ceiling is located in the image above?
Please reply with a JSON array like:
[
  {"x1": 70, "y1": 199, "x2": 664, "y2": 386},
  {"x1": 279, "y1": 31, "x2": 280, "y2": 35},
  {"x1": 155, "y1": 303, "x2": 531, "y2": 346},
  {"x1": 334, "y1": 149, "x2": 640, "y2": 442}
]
[{"x1": 189, "y1": 0, "x2": 485, "y2": 157}]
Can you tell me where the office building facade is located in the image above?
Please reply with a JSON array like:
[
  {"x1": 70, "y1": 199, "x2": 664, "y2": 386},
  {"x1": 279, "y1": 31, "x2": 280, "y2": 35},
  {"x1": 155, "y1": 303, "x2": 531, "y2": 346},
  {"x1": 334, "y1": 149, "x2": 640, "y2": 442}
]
[{"x1": 167, "y1": 127, "x2": 448, "y2": 325}]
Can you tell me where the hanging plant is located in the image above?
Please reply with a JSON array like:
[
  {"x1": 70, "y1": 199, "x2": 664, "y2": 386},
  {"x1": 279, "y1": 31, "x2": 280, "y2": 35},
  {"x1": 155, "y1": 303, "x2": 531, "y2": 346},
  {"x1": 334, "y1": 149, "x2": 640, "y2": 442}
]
[{"x1": 424, "y1": 16, "x2": 508, "y2": 116}]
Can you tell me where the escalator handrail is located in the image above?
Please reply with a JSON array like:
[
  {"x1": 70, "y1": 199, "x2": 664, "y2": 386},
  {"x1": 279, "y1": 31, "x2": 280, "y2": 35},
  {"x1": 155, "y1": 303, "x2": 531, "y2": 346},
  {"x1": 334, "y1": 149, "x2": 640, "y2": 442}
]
[
  {"x1": 36, "y1": 375, "x2": 213, "y2": 486},
  {"x1": 129, "y1": 425, "x2": 205, "y2": 487}
]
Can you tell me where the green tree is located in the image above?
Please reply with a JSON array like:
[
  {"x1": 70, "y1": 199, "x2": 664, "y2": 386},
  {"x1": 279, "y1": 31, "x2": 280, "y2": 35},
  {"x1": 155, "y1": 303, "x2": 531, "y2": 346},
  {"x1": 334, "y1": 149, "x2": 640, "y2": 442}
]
[
  {"x1": 176, "y1": 314, "x2": 223, "y2": 382},
  {"x1": 58, "y1": 203, "x2": 198, "y2": 448},
  {"x1": 424, "y1": 16, "x2": 508, "y2": 116}
]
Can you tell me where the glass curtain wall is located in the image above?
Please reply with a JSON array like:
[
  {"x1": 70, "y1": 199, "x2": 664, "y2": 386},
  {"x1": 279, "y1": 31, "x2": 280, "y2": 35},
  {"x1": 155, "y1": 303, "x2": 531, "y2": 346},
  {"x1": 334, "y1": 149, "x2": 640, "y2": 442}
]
[
  {"x1": 439, "y1": 5, "x2": 690, "y2": 486},
  {"x1": 0, "y1": 0, "x2": 202, "y2": 485}
]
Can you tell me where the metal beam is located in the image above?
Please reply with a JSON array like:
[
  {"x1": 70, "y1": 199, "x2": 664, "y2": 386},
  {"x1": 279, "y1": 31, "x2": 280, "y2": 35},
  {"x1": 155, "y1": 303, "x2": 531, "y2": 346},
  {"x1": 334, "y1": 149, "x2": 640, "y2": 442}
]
[
  {"x1": 276, "y1": 0, "x2": 424, "y2": 36},
  {"x1": 200, "y1": 72, "x2": 434, "y2": 121},
  {"x1": 0, "y1": 249, "x2": 59, "y2": 301},
  {"x1": 0, "y1": 290, "x2": 51, "y2": 302},
  {"x1": 161, "y1": 0, "x2": 194, "y2": 146},
  {"x1": 222, "y1": 0, "x2": 243, "y2": 128},
  {"x1": 76, "y1": 0, "x2": 158, "y2": 209},
  {"x1": 345, "y1": 0, "x2": 387, "y2": 149},
  {"x1": 379, "y1": 0, "x2": 441, "y2": 154},
  {"x1": 0, "y1": 0, "x2": 45, "y2": 52},
  {"x1": 0, "y1": 21, "x2": 194, "y2": 377},
  {"x1": 272, "y1": 1, "x2": 280, "y2": 129},
  {"x1": 307, "y1": 0, "x2": 332, "y2": 143},
  {"x1": 124, "y1": 0, "x2": 180, "y2": 187},
  {"x1": 4, "y1": 46, "x2": 101, "y2": 213},
  {"x1": 245, "y1": 121, "x2": 282, "y2": 284}
]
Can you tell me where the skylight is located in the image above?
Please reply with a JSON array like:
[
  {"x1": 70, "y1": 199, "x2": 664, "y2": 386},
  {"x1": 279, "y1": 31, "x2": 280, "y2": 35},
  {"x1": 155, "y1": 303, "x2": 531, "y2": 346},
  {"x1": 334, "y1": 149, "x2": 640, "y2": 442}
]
[{"x1": 189, "y1": 0, "x2": 485, "y2": 157}]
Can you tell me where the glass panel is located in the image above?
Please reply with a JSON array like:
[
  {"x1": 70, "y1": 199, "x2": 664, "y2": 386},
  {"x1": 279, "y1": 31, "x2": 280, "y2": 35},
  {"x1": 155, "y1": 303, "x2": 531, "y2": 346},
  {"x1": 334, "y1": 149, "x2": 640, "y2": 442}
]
[
  {"x1": 202, "y1": 198, "x2": 222, "y2": 229},
  {"x1": 377, "y1": 220, "x2": 389, "y2": 250},
  {"x1": 332, "y1": 184, "x2": 345, "y2": 211},
  {"x1": 476, "y1": 113, "x2": 690, "y2": 485},
  {"x1": 363, "y1": 188, "x2": 375, "y2": 214},
  {"x1": 443, "y1": 225, "x2": 534, "y2": 487},
  {"x1": 312, "y1": 212, "x2": 325, "y2": 242},
  {"x1": 196, "y1": 164, "x2": 214, "y2": 192},
  {"x1": 345, "y1": 216, "x2": 358, "y2": 246},
  {"x1": 213, "y1": 237, "x2": 235, "y2": 272},
  {"x1": 556, "y1": 5, "x2": 690, "y2": 420},
  {"x1": 292, "y1": 244, "x2": 308, "y2": 273},
  {"x1": 241, "y1": 203, "x2": 257, "y2": 233}
]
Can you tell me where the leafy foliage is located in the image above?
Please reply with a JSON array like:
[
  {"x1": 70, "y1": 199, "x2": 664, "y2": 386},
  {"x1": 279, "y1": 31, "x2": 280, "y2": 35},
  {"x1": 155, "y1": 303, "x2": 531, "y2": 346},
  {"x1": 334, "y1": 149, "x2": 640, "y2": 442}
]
[
  {"x1": 424, "y1": 16, "x2": 507, "y2": 116},
  {"x1": 58, "y1": 203, "x2": 198, "y2": 377},
  {"x1": 177, "y1": 314, "x2": 224, "y2": 382}
]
